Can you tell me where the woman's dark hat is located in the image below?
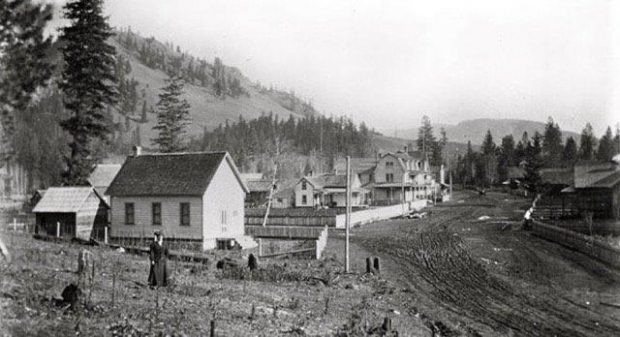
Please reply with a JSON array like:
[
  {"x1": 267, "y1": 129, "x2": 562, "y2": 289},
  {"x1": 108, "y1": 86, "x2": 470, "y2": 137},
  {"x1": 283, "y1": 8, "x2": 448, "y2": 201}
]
[{"x1": 154, "y1": 230, "x2": 163, "y2": 237}]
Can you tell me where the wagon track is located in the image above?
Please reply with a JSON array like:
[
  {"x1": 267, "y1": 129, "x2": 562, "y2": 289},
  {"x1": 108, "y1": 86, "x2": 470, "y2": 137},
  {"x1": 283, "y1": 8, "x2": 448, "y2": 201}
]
[{"x1": 354, "y1": 192, "x2": 620, "y2": 336}]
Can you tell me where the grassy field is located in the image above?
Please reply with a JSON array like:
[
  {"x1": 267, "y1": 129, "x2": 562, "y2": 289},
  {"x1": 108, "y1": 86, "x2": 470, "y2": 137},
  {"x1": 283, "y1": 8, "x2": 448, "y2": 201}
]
[{"x1": 0, "y1": 230, "x2": 423, "y2": 336}]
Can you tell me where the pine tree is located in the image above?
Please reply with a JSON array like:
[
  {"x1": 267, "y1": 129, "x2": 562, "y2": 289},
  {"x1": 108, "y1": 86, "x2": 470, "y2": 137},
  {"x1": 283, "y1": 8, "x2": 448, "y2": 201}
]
[
  {"x1": 151, "y1": 75, "x2": 191, "y2": 152},
  {"x1": 542, "y1": 117, "x2": 563, "y2": 166},
  {"x1": 497, "y1": 135, "x2": 515, "y2": 182},
  {"x1": 416, "y1": 115, "x2": 436, "y2": 155},
  {"x1": 578, "y1": 123, "x2": 597, "y2": 161},
  {"x1": 59, "y1": 0, "x2": 117, "y2": 185},
  {"x1": 563, "y1": 137, "x2": 577, "y2": 164},
  {"x1": 0, "y1": 0, "x2": 54, "y2": 141},
  {"x1": 596, "y1": 126, "x2": 615, "y2": 161},
  {"x1": 481, "y1": 130, "x2": 495, "y2": 155}
]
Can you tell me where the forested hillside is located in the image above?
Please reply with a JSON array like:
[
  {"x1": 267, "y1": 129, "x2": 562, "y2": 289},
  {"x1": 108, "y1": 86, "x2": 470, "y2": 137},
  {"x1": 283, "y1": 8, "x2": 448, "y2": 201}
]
[{"x1": 109, "y1": 27, "x2": 319, "y2": 148}]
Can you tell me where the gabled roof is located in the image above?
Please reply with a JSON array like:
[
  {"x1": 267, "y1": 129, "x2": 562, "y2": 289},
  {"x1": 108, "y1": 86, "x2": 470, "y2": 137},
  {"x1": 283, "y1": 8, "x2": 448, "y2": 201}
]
[
  {"x1": 305, "y1": 174, "x2": 348, "y2": 189},
  {"x1": 88, "y1": 164, "x2": 122, "y2": 190},
  {"x1": 106, "y1": 152, "x2": 248, "y2": 197},
  {"x1": 33, "y1": 187, "x2": 106, "y2": 213}
]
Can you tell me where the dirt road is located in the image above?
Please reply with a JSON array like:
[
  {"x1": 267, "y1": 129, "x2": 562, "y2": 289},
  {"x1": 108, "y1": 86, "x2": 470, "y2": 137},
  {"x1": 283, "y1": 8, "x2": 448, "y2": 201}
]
[{"x1": 351, "y1": 190, "x2": 620, "y2": 336}]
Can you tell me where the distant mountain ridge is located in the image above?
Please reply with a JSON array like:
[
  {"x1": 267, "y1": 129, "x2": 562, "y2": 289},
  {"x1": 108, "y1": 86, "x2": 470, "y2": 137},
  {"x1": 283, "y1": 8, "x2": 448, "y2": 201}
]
[{"x1": 379, "y1": 118, "x2": 580, "y2": 145}]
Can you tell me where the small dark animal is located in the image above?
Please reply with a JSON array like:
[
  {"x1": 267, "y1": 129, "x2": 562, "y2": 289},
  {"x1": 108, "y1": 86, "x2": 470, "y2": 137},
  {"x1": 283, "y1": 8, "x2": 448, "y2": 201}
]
[{"x1": 61, "y1": 283, "x2": 82, "y2": 309}]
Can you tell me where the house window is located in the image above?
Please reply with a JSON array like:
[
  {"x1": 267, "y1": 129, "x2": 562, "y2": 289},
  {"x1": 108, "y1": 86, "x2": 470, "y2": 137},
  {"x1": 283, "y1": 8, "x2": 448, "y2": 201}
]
[
  {"x1": 152, "y1": 203, "x2": 161, "y2": 226},
  {"x1": 386, "y1": 173, "x2": 394, "y2": 182},
  {"x1": 125, "y1": 203, "x2": 134, "y2": 225},
  {"x1": 302, "y1": 195, "x2": 307, "y2": 205},
  {"x1": 180, "y1": 203, "x2": 190, "y2": 226},
  {"x1": 386, "y1": 161, "x2": 394, "y2": 168},
  {"x1": 301, "y1": 181, "x2": 307, "y2": 190}
]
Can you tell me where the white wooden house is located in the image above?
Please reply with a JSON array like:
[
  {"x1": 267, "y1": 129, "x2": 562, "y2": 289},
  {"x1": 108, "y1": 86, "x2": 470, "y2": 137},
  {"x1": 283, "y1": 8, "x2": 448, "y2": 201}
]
[
  {"x1": 106, "y1": 151, "x2": 255, "y2": 250},
  {"x1": 373, "y1": 151, "x2": 435, "y2": 204},
  {"x1": 294, "y1": 173, "x2": 367, "y2": 207}
]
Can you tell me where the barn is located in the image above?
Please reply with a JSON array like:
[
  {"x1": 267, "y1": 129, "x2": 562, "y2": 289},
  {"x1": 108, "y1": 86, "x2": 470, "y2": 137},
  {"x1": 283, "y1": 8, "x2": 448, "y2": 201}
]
[
  {"x1": 32, "y1": 187, "x2": 109, "y2": 240},
  {"x1": 106, "y1": 151, "x2": 255, "y2": 250}
]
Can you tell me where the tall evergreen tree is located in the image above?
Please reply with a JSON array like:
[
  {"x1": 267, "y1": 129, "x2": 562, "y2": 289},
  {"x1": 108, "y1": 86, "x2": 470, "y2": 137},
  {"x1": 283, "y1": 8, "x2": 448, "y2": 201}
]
[
  {"x1": 578, "y1": 123, "x2": 597, "y2": 161},
  {"x1": 151, "y1": 75, "x2": 191, "y2": 152},
  {"x1": 481, "y1": 130, "x2": 496, "y2": 155},
  {"x1": 563, "y1": 136, "x2": 578, "y2": 163},
  {"x1": 0, "y1": 0, "x2": 54, "y2": 145},
  {"x1": 416, "y1": 115, "x2": 436, "y2": 155},
  {"x1": 597, "y1": 126, "x2": 615, "y2": 161},
  {"x1": 59, "y1": 0, "x2": 117, "y2": 185},
  {"x1": 542, "y1": 117, "x2": 563, "y2": 166},
  {"x1": 497, "y1": 135, "x2": 515, "y2": 182}
]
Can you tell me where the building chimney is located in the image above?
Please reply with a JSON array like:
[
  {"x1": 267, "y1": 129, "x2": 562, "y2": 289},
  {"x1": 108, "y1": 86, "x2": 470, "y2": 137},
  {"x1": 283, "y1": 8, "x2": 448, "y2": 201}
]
[{"x1": 132, "y1": 145, "x2": 142, "y2": 156}]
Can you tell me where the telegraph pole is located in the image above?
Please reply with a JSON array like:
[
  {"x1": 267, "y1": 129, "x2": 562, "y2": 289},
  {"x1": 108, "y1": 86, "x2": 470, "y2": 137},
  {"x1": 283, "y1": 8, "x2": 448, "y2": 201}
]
[{"x1": 345, "y1": 156, "x2": 351, "y2": 273}]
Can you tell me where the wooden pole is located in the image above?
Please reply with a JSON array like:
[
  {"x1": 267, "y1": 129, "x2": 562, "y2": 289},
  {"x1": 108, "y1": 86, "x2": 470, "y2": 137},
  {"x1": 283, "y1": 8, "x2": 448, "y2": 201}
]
[
  {"x1": 104, "y1": 226, "x2": 108, "y2": 244},
  {"x1": 345, "y1": 156, "x2": 351, "y2": 273},
  {"x1": 56, "y1": 221, "x2": 60, "y2": 238}
]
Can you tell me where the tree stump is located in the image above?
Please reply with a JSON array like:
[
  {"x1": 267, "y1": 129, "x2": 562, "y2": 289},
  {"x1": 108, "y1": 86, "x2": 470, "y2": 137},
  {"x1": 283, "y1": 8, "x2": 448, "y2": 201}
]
[
  {"x1": 373, "y1": 257, "x2": 381, "y2": 274},
  {"x1": 77, "y1": 249, "x2": 93, "y2": 275},
  {"x1": 366, "y1": 257, "x2": 373, "y2": 274},
  {"x1": 248, "y1": 253, "x2": 258, "y2": 271}
]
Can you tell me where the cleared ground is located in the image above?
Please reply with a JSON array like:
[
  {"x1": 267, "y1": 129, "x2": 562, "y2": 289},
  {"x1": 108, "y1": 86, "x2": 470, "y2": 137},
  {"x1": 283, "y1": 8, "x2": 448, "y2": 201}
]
[
  {"x1": 2, "y1": 190, "x2": 619, "y2": 336},
  {"x1": 341, "y1": 190, "x2": 620, "y2": 336}
]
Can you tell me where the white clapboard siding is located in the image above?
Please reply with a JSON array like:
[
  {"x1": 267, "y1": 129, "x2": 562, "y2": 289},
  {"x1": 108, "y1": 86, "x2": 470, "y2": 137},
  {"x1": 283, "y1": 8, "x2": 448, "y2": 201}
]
[
  {"x1": 110, "y1": 196, "x2": 203, "y2": 240},
  {"x1": 202, "y1": 159, "x2": 245, "y2": 249}
]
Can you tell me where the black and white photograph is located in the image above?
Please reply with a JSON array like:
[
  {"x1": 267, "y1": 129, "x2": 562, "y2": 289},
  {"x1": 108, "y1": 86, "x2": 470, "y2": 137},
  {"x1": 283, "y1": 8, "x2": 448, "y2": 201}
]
[{"x1": 1, "y1": 0, "x2": 620, "y2": 336}]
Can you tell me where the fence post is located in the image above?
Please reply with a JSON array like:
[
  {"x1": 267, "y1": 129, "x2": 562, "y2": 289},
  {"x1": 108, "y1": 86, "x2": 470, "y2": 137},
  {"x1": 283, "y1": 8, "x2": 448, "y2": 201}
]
[
  {"x1": 13, "y1": 218, "x2": 17, "y2": 232},
  {"x1": 56, "y1": 221, "x2": 60, "y2": 238},
  {"x1": 104, "y1": 226, "x2": 108, "y2": 244}
]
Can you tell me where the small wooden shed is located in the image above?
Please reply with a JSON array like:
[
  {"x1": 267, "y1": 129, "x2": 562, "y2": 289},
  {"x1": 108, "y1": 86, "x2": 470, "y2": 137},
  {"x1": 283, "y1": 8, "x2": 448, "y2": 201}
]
[{"x1": 32, "y1": 187, "x2": 109, "y2": 240}]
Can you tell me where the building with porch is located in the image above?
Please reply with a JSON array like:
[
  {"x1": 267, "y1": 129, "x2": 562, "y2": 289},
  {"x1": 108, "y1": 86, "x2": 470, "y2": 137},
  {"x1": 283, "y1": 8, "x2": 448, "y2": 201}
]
[{"x1": 294, "y1": 173, "x2": 367, "y2": 207}]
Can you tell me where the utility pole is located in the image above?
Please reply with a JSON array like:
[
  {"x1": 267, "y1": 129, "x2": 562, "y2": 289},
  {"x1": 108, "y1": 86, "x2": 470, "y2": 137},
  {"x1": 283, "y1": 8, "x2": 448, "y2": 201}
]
[{"x1": 345, "y1": 156, "x2": 351, "y2": 273}]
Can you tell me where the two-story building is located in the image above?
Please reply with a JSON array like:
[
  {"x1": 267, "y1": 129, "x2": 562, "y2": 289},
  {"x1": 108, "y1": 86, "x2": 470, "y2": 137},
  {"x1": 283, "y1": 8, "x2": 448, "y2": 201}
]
[
  {"x1": 106, "y1": 150, "x2": 255, "y2": 250},
  {"x1": 373, "y1": 150, "x2": 435, "y2": 205}
]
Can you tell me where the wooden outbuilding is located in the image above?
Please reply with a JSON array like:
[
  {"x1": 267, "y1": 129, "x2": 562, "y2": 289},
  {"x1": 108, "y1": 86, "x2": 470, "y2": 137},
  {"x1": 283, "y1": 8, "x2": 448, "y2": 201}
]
[{"x1": 33, "y1": 187, "x2": 109, "y2": 240}]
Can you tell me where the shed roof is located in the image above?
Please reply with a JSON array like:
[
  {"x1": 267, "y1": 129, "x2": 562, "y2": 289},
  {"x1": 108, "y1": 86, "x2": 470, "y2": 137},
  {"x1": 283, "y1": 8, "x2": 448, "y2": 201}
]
[
  {"x1": 33, "y1": 187, "x2": 105, "y2": 213},
  {"x1": 88, "y1": 164, "x2": 122, "y2": 190},
  {"x1": 106, "y1": 152, "x2": 248, "y2": 197},
  {"x1": 574, "y1": 162, "x2": 618, "y2": 189},
  {"x1": 245, "y1": 180, "x2": 274, "y2": 192}
]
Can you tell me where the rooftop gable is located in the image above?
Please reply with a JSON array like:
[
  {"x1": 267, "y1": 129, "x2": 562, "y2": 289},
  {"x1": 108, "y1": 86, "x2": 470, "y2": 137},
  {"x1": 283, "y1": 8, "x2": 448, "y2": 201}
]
[
  {"x1": 88, "y1": 164, "x2": 122, "y2": 190},
  {"x1": 106, "y1": 151, "x2": 248, "y2": 197}
]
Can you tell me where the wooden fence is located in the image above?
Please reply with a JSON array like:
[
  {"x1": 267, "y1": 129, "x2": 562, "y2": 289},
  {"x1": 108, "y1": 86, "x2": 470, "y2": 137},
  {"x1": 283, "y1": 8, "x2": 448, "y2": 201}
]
[
  {"x1": 532, "y1": 220, "x2": 620, "y2": 269},
  {"x1": 245, "y1": 225, "x2": 325, "y2": 240}
]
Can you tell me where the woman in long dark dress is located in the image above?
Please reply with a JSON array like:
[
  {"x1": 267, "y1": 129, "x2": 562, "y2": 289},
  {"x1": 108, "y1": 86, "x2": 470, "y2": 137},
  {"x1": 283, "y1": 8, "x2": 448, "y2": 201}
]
[{"x1": 148, "y1": 231, "x2": 169, "y2": 287}]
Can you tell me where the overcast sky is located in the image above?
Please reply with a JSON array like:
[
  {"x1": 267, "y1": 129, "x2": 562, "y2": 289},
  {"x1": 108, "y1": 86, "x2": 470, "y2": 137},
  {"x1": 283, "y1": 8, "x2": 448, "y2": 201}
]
[{"x1": 48, "y1": 0, "x2": 620, "y2": 135}]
